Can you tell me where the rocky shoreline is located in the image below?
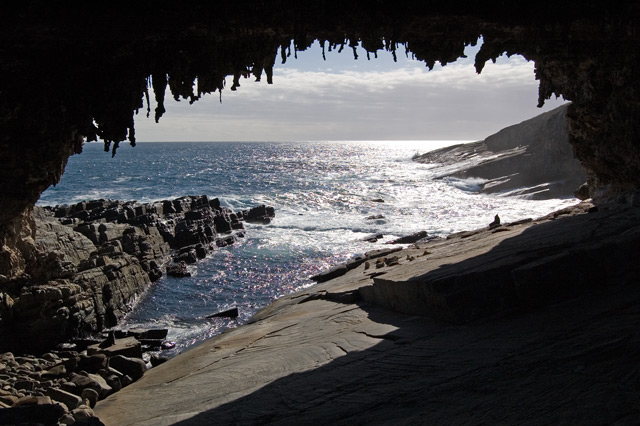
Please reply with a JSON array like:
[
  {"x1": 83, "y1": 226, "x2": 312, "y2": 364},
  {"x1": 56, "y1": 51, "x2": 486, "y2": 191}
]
[
  {"x1": 0, "y1": 329, "x2": 165, "y2": 425},
  {"x1": 3, "y1": 196, "x2": 639, "y2": 425},
  {"x1": 92, "y1": 197, "x2": 640, "y2": 425},
  {"x1": 0, "y1": 195, "x2": 274, "y2": 354},
  {"x1": 0, "y1": 195, "x2": 275, "y2": 424}
]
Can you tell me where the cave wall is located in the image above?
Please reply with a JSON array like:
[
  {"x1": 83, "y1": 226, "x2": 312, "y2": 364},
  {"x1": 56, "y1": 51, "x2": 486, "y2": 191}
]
[{"x1": 1, "y1": 1, "x2": 639, "y2": 282}]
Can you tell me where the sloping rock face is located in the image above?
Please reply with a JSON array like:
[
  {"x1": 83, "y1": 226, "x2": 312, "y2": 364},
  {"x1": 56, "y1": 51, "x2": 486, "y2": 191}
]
[
  {"x1": 93, "y1": 201, "x2": 640, "y2": 426},
  {"x1": 0, "y1": 195, "x2": 273, "y2": 353},
  {"x1": 415, "y1": 104, "x2": 587, "y2": 199},
  {"x1": 359, "y1": 201, "x2": 640, "y2": 322}
]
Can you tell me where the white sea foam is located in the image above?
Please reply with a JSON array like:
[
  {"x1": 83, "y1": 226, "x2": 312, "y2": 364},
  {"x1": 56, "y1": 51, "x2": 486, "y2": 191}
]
[{"x1": 441, "y1": 176, "x2": 488, "y2": 192}]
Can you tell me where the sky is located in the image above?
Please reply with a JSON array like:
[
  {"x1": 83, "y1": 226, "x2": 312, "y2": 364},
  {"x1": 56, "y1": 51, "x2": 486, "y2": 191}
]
[{"x1": 133, "y1": 38, "x2": 567, "y2": 142}]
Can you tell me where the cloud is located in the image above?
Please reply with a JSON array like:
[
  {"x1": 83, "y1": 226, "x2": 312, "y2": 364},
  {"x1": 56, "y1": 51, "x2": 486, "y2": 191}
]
[{"x1": 134, "y1": 55, "x2": 566, "y2": 142}]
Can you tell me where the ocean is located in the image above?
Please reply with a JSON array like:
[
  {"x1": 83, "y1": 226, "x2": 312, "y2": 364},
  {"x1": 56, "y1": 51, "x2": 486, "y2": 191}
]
[{"x1": 38, "y1": 141, "x2": 577, "y2": 354}]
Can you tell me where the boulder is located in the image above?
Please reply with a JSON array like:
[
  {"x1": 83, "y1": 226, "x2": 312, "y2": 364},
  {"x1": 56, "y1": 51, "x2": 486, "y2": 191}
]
[
  {"x1": 310, "y1": 264, "x2": 348, "y2": 283},
  {"x1": 126, "y1": 328, "x2": 169, "y2": 340},
  {"x1": 214, "y1": 215, "x2": 233, "y2": 233},
  {"x1": 81, "y1": 388, "x2": 99, "y2": 408},
  {"x1": 86, "y1": 374, "x2": 112, "y2": 399},
  {"x1": 46, "y1": 387, "x2": 82, "y2": 410},
  {"x1": 0, "y1": 403, "x2": 65, "y2": 425},
  {"x1": 174, "y1": 247, "x2": 198, "y2": 264},
  {"x1": 88, "y1": 337, "x2": 142, "y2": 359},
  {"x1": 150, "y1": 355, "x2": 169, "y2": 367},
  {"x1": 108, "y1": 355, "x2": 146, "y2": 382},
  {"x1": 77, "y1": 354, "x2": 108, "y2": 373},
  {"x1": 0, "y1": 394, "x2": 19, "y2": 406},
  {"x1": 104, "y1": 375, "x2": 122, "y2": 394},
  {"x1": 166, "y1": 261, "x2": 191, "y2": 278},
  {"x1": 206, "y1": 307, "x2": 239, "y2": 319},
  {"x1": 43, "y1": 364, "x2": 67, "y2": 378},
  {"x1": 72, "y1": 405, "x2": 96, "y2": 423},
  {"x1": 387, "y1": 231, "x2": 428, "y2": 245},
  {"x1": 67, "y1": 373, "x2": 104, "y2": 396},
  {"x1": 244, "y1": 205, "x2": 275, "y2": 224}
]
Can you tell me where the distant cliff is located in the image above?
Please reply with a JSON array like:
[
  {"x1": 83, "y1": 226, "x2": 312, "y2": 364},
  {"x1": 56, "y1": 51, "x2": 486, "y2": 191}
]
[{"x1": 414, "y1": 104, "x2": 586, "y2": 199}]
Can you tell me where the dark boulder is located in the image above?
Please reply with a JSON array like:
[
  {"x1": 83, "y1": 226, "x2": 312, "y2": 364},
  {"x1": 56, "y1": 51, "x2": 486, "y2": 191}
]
[
  {"x1": 108, "y1": 355, "x2": 146, "y2": 382},
  {"x1": 214, "y1": 214, "x2": 233, "y2": 233},
  {"x1": 0, "y1": 403, "x2": 66, "y2": 426},
  {"x1": 310, "y1": 264, "x2": 349, "y2": 282},
  {"x1": 387, "y1": 231, "x2": 428, "y2": 245},
  {"x1": 166, "y1": 262, "x2": 191, "y2": 278},
  {"x1": 77, "y1": 354, "x2": 108, "y2": 373},
  {"x1": 206, "y1": 307, "x2": 239, "y2": 318},
  {"x1": 244, "y1": 205, "x2": 275, "y2": 224}
]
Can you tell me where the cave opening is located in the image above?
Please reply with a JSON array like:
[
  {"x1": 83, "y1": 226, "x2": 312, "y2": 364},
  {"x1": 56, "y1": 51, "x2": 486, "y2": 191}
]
[
  {"x1": 119, "y1": 37, "x2": 568, "y2": 144},
  {"x1": 1, "y1": 0, "x2": 639, "y2": 356}
]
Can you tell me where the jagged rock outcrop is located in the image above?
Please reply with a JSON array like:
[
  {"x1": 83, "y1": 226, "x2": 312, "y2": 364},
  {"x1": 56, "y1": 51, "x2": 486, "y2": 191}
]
[
  {"x1": 0, "y1": 196, "x2": 274, "y2": 353},
  {"x1": 414, "y1": 104, "x2": 587, "y2": 199}
]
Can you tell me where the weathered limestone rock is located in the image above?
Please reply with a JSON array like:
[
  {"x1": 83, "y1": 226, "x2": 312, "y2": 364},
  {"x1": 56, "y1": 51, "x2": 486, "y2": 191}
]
[
  {"x1": 386, "y1": 230, "x2": 429, "y2": 245},
  {"x1": 81, "y1": 388, "x2": 99, "y2": 408},
  {"x1": 46, "y1": 387, "x2": 82, "y2": 410},
  {"x1": 166, "y1": 261, "x2": 191, "y2": 278},
  {"x1": 0, "y1": 402, "x2": 65, "y2": 426},
  {"x1": 243, "y1": 205, "x2": 276, "y2": 224},
  {"x1": 88, "y1": 337, "x2": 143, "y2": 359}
]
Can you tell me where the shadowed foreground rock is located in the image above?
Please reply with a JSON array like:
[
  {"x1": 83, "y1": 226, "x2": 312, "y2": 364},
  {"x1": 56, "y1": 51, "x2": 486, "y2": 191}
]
[{"x1": 95, "y1": 200, "x2": 640, "y2": 425}]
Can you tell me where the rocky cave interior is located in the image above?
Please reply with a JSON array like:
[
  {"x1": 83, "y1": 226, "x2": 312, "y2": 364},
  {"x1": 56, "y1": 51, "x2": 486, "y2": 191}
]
[{"x1": 0, "y1": 0, "x2": 639, "y2": 349}]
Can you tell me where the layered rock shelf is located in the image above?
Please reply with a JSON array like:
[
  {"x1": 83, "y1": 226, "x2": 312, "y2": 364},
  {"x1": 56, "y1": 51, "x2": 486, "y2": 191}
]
[
  {"x1": 94, "y1": 198, "x2": 640, "y2": 425},
  {"x1": 0, "y1": 195, "x2": 274, "y2": 354}
]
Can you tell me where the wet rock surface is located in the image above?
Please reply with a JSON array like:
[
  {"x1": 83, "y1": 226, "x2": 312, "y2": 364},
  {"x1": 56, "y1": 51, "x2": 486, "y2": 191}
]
[{"x1": 0, "y1": 196, "x2": 274, "y2": 354}]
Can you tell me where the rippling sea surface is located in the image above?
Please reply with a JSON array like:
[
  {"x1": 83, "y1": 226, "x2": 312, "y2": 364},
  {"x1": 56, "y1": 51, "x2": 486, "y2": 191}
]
[{"x1": 39, "y1": 141, "x2": 577, "y2": 354}]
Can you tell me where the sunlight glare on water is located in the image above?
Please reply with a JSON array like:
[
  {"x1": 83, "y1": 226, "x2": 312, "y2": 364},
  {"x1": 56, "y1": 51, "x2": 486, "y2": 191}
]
[{"x1": 39, "y1": 140, "x2": 578, "y2": 354}]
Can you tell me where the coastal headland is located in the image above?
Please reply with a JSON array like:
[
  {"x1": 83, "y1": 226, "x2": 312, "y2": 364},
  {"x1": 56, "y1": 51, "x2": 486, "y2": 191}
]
[{"x1": 95, "y1": 199, "x2": 640, "y2": 425}]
